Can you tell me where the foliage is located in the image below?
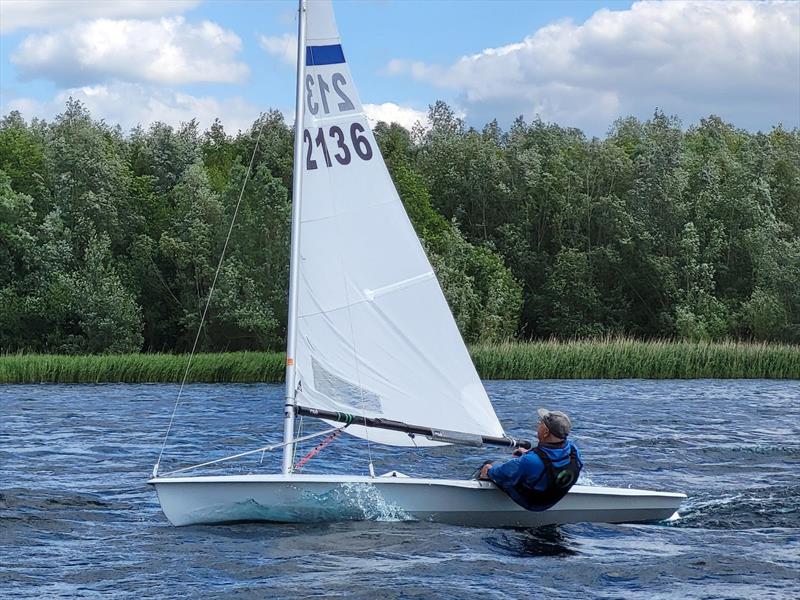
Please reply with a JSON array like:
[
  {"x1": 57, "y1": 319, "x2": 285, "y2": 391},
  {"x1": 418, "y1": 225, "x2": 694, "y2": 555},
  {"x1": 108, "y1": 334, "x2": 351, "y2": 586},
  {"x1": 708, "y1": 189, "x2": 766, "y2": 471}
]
[
  {"x1": 75, "y1": 232, "x2": 144, "y2": 353},
  {"x1": 1, "y1": 100, "x2": 798, "y2": 355},
  {"x1": 413, "y1": 106, "x2": 800, "y2": 343}
]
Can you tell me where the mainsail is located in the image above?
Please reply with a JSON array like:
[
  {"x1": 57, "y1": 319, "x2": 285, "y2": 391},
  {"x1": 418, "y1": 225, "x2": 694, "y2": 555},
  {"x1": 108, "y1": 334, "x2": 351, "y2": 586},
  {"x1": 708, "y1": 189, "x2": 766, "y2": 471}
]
[{"x1": 292, "y1": 0, "x2": 504, "y2": 446}]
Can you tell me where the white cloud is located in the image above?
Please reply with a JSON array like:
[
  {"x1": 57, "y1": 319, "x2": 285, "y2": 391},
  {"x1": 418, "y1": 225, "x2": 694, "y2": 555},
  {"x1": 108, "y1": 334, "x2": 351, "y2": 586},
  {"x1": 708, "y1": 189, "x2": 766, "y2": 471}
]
[
  {"x1": 259, "y1": 33, "x2": 298, "y2": 67},
  {"x1": 12, "y1": 16, "x2": 249, "y2": 86},
  {"x1": 0, "y1": 0, "x2": 199, "y2": 34},
  {"x1": 363, "y1": 102, "x2": 426, "y2": 130},
  {"x1": 386, "y1": 0, "x2": 800, "y2": 134},
  {"x1": 3, "y1": 82, "x2": 264, "y2": 134}
]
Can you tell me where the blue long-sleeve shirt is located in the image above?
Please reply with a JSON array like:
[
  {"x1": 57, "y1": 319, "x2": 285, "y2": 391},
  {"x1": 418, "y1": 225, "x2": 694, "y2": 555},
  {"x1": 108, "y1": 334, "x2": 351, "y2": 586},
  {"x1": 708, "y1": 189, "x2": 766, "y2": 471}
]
[{"x1": 487, "y1": 440, "x2": 583, "y2": 510}]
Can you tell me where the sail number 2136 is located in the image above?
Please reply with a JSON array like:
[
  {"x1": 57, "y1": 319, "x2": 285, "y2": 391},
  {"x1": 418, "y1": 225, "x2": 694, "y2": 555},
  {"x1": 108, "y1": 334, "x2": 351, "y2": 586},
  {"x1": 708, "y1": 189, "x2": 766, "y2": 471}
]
[{"x1": 304, "y1": 124, "x2": 373, "y2": 170}]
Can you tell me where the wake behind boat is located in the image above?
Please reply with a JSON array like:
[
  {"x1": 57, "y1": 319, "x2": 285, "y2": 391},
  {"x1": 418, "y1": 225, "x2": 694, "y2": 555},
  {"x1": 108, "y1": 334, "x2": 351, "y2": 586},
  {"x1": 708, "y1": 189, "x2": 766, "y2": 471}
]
[{"x1": 149, "y1": 0, "x2": 685, "y2": 528}]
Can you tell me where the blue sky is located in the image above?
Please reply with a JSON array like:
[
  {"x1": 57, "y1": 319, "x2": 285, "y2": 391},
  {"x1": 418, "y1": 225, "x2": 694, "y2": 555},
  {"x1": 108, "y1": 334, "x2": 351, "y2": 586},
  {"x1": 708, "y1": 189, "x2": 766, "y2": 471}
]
[{"x1": 1, "y1": 0, "x2": 798, "y2": 137}]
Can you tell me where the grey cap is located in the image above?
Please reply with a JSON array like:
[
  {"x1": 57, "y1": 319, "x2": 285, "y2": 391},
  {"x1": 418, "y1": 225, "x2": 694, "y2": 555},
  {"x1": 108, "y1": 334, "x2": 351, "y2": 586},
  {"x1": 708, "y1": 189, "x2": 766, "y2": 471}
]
[{"x1": 537, "y1": 408, "x2": 572, "y2": 439}]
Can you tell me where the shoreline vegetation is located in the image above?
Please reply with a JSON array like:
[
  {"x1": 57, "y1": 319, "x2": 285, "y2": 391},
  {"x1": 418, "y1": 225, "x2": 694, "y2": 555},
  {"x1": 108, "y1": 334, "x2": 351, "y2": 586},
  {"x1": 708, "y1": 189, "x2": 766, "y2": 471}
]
[
  {"x1": 2, "y1": 103, "x2": 799, "y2": 362},
  {"x1": 2, "y1": 339, "x2": 798, "y2": 384}
]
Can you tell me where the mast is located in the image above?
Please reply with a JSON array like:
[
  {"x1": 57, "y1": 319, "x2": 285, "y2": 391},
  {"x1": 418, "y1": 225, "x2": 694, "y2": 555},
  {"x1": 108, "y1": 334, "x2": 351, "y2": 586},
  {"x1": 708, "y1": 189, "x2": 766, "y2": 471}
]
[{"x1": 282, "y1": 0, "x2": 308, "y2": 475}]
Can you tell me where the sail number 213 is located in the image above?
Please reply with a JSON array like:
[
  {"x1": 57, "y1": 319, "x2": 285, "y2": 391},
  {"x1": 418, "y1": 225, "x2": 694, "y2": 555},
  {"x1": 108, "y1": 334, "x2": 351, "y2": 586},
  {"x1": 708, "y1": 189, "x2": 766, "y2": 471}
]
[
  {"x1": 306, "y1": 73, "x2": 354, "y2": 115},
  {"x1": 304, "y1": 124, "x2": 373, "y2": 170}
]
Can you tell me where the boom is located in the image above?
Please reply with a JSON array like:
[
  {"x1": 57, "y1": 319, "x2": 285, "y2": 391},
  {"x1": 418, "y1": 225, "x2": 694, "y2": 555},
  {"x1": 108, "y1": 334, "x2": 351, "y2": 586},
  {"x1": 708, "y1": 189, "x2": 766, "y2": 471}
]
[{"x1": 296, "y1": 406, "x2": 532, "y2": 449}]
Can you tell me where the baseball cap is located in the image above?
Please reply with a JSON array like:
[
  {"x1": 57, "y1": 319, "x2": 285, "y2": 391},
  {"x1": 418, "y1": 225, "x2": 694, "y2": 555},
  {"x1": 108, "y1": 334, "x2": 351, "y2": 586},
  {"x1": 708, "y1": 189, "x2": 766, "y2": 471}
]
[{"x1": 537, "y1": 408, "x2": 572, "y2": 439}]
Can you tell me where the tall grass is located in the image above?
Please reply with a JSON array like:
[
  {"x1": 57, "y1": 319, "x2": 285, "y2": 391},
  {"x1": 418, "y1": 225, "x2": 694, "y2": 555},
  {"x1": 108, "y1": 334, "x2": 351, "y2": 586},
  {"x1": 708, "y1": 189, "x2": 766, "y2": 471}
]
[
  {"x1": 1, "y1": 340, "x2": 798, "y2": 384},
  {"x1": 0, "y1": 352, "x2": 285, "y2": 384},
  {"x1": 470, "y1": 339, "x2": 800, "y2": 380}
]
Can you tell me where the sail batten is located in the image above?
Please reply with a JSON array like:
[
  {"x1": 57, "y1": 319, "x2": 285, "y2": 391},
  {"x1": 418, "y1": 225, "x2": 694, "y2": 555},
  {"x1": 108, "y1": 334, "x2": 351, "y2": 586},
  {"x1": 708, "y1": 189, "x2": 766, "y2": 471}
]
[{"x1": 294, "y1": 0, "x2": 504, "y2": 446}]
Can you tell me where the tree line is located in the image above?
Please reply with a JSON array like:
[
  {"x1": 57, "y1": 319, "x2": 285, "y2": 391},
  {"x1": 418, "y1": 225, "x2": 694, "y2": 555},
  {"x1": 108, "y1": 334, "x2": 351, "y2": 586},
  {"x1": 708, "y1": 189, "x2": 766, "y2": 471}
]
[{"x1": 0, "y1": 100, "x2": 797, "y2": 354}]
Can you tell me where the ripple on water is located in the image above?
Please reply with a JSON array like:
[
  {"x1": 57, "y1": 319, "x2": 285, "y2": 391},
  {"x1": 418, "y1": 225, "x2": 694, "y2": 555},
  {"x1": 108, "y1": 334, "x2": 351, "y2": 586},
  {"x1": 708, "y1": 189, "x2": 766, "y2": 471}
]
[{"x1": 1, "y1": 379, "x2": 798, "y2": 599}]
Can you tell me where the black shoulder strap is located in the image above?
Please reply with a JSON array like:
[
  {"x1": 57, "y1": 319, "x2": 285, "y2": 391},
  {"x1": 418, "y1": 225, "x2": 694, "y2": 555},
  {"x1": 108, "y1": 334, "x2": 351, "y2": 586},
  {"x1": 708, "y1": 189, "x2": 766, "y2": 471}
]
[{"x1": 532, "y1": 447, "x2": 556, "y2": 486}]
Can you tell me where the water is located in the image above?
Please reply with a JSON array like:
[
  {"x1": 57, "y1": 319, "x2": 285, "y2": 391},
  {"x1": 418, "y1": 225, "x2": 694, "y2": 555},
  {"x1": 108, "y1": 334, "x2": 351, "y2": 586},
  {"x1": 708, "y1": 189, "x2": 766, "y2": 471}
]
[{"x1": 2, "y1": 380, "x2": 799, "y2": 599}]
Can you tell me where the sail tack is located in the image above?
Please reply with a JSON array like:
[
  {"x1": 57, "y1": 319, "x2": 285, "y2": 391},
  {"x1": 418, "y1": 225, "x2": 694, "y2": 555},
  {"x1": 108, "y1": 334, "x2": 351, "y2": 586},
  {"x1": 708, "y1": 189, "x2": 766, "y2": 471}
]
[{"x1": 293, "y1": 0, "x2": 504, "y2": 446}]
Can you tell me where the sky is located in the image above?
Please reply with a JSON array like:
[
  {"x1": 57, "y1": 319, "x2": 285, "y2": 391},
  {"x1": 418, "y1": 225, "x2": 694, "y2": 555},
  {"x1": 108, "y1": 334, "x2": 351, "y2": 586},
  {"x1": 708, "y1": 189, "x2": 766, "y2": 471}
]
[{"x1": 1, "y1": 0, "x2": 798, "y2": 137}]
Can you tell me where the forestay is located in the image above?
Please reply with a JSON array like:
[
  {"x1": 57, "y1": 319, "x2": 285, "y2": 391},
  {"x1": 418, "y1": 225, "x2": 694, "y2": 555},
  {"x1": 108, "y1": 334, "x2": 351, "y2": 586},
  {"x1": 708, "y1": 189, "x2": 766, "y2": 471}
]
[{"x1": 293, "y1": 0, "x2": 504, "y2": 446}]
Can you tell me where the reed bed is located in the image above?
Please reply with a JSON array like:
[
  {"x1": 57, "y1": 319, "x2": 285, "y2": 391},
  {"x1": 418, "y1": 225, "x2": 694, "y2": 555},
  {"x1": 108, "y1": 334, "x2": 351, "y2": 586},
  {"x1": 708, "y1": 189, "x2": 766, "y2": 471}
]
[
  {"x1": 1, "y1": 340, "x2": 798, "y2": 384},
  {"x1": 470, "y1": 339, "x2": 800, "y2": 380},
  {"x1": 0, "y1": 352, "x2": 285, "y2": 384}
]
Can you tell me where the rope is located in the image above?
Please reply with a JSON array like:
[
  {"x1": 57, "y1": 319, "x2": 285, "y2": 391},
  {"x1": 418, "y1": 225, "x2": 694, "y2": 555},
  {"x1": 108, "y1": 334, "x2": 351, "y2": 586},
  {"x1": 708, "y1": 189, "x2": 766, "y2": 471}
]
[
  {"x1": 294, "y1": 428, "x2": 342, "y2": 471},
  {"x1": 153, "y1": 121, "x2": 265, "y2": 478},
  {"x1": 292, "y1": 415, "x2": 303, "y2": 468}
]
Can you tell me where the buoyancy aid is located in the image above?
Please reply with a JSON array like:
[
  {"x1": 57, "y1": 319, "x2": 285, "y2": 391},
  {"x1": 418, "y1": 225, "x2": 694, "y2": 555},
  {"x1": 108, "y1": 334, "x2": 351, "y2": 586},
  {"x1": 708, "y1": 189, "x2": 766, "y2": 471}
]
[{"x1": 512, "y1": 446, "x2": 582, "y2": 511}]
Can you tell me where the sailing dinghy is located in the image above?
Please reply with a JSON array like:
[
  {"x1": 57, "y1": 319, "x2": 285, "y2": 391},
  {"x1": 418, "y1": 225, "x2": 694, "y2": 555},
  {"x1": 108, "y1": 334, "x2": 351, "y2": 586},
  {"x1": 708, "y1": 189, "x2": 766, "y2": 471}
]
[{"x1": 150, "y1": 0, "x2": 685, "y2": 527}]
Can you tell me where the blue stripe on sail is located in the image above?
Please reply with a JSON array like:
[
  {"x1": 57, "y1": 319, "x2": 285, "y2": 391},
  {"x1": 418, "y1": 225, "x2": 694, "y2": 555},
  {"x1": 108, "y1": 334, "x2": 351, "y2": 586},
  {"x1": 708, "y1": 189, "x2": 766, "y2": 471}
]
[{"x1": 306, "y1": 44, "x2": 345, "y2": 66}]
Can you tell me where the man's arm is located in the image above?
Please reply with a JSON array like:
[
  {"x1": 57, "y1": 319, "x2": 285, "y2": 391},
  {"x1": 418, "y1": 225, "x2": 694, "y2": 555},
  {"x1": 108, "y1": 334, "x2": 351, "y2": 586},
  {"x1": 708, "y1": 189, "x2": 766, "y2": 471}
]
[
  {"x1": 480, "y1": 447, "x2": 530, "y2": 480},
  {"x1": 484, "y1": 456, "x2": 526, "y2": 487}
]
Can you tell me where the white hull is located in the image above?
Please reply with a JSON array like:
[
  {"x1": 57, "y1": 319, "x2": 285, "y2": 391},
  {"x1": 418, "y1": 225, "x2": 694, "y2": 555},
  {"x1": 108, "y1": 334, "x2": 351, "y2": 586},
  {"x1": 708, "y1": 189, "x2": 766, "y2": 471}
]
[{"x1": 149, "y1": 474, "x2": 685, "y2": 528}]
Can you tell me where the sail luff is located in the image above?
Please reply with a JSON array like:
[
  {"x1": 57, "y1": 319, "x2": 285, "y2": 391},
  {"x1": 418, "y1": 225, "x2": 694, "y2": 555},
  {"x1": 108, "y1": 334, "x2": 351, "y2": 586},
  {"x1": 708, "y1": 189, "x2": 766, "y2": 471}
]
[{"x1": 282, "y1": 0, "x2": 309, "y2": 475}]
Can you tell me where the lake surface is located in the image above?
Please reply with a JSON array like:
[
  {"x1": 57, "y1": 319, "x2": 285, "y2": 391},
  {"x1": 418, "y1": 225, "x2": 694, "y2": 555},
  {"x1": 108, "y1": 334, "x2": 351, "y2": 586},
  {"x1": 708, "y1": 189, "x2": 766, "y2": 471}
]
[{"x1": 1, "y1": 380, "x2": 799, "y2": 599}]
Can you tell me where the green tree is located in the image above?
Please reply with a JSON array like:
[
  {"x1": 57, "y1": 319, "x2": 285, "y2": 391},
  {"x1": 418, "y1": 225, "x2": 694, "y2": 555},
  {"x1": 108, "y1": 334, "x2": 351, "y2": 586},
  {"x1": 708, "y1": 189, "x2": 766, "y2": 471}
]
[
  {"x1": 0, "y1": 112, "x2": 47, "y2": 202},
  {"x1": 75, "y1": 232, "x2": 144, "y2": 353},
  {"x1": 741, "y1": 288, "x2": 789, "y2": 341},
  {"x1": 213, "y1": 164, "x2": 291, "y2": 349},
  {"x1": 130, "y1": 120, "x2": 200, "y2": 197},
  {"x1": 158, "y1": 162, "x2": 224, "y2": 350},
  {"x1": 540, "y1": 248, "x2": 603, "y2": 337}
]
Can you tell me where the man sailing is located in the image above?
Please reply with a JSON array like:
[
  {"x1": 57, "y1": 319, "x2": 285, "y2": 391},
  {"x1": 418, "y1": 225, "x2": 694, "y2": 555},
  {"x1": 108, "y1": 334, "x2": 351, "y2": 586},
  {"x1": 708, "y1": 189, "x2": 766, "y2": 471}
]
[{"x1": 479, "y1": 408, "x2": 583, "y2": 511}]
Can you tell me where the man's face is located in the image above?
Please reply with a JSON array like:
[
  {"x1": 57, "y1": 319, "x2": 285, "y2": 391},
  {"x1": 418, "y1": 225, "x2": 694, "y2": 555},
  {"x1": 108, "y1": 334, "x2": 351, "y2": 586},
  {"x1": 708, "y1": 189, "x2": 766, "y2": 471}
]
[{"x1": 536, "y1": 420, "x2": 549, "y2": 442}]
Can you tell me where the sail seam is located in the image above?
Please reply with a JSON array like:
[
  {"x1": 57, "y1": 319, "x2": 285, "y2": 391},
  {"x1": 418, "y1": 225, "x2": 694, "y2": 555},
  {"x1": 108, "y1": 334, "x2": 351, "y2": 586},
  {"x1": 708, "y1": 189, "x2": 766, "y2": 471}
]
[{"x1": 300, "y1": 198, "x2": 396, "y2": 224}]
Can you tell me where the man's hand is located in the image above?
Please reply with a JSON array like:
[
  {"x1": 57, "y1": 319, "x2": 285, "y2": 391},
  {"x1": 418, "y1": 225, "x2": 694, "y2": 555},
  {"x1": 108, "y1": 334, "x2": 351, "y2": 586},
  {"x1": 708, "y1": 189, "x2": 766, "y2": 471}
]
[
  {"x1": 512, "y1": 448, "x2": 530, "y2": 457},
  {"x1": 479, "y1": 463, "x2": 493, "y2": 480}
]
